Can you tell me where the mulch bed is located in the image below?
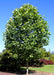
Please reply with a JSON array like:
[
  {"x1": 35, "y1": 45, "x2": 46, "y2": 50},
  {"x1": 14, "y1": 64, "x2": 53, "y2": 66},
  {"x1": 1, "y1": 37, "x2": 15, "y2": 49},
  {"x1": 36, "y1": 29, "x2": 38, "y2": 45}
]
[{"x1": 0, "y1": 71, "x2": 54, "y2": 75}]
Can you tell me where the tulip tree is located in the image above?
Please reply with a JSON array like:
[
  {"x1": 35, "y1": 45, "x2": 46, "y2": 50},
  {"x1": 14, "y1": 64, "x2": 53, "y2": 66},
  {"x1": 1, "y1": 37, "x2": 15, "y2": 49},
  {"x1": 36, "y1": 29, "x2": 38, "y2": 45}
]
[{"x1": 4, "y1": 4, "x2": 50, "y2": 74}]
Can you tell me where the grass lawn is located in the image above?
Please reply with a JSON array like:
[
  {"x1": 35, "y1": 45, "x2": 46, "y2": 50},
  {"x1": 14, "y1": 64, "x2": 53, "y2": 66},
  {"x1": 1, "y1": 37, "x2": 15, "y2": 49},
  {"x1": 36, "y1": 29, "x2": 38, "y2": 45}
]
[{"x1": 22, "y1": 65, "x2": 54, "y2": 73}]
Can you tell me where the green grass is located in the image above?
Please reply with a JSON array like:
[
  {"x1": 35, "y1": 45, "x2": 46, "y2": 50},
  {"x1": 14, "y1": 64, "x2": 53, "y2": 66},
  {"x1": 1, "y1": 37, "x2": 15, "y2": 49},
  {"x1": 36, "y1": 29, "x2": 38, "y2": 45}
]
[{"x1": 22, "y1": 65, "x2": 54, "y2": 73}]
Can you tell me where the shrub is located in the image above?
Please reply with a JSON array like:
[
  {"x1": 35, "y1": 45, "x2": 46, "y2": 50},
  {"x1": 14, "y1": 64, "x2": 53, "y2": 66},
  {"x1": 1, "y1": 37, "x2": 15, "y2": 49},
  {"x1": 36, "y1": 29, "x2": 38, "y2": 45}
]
[
  {"x1": 39, "y1": 59, "x2": 54, "y2": 65},
  {"x1": 0, "y1": 51, "x2": 20, "y2": 72}
]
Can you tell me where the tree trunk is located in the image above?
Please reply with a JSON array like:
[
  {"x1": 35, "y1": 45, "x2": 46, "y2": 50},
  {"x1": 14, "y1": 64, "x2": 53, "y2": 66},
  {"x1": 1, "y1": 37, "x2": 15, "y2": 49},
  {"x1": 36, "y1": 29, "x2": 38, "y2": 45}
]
[{"x1": 26, "y1": 62, "x2": 29, "y2": 75}]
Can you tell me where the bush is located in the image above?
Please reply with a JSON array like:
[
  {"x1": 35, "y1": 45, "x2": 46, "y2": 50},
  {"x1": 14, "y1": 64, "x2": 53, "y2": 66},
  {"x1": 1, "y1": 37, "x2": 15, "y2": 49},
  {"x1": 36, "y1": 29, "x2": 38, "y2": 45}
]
[
  {"x1": 39, "y1": 59, "x2": 54, "y2": 65},
  {"x1": 0, "y1": 51, "x2": 20, "y2": 72}
]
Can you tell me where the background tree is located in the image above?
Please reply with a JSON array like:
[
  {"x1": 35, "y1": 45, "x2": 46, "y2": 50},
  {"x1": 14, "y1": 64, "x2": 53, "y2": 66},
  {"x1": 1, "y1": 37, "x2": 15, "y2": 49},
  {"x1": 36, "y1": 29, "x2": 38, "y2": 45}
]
[
  {"x1": 4, "y1": 4, "x2": 50, "y2": 74},
  {"x1": 49, "y1": 55, "x2": 54, "y2": 63},
  {"x1": 39, "y1": 48, "x2": 47, "y2": 59},
  {"x1": 0, "y1": 53, "x2": 2, "y2": 61},
  {"x1": 39, "y1": 48, "x2": 51, "y2": 60}
]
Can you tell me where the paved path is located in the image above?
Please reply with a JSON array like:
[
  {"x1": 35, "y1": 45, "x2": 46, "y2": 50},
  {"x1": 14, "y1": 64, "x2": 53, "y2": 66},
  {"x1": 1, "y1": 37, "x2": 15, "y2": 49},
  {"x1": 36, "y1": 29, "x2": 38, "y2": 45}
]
[{"x1": 0, "y1": 71, "x2": 54, "y2": 75}]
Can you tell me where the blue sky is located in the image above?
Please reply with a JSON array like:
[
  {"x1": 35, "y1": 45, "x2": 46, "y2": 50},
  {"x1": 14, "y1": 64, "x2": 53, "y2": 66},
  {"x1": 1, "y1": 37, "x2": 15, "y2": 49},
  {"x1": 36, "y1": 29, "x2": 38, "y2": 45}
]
[{"x1": 0, "y1": 0, "x2": 54, "y2": 53}]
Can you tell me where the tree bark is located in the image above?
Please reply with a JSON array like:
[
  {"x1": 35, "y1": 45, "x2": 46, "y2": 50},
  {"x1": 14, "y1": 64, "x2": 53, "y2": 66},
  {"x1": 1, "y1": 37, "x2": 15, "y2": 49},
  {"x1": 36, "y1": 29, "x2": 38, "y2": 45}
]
[{"x1": 26, "y1": 62, "x2": 28, "y2": 75}]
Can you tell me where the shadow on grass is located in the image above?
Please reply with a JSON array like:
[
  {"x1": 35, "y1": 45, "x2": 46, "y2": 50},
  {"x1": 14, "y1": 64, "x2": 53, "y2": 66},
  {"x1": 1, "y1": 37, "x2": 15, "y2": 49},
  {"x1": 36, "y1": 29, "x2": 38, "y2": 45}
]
[{"x1": 0, "y1": 67, "x2": 36, "y2": 75}]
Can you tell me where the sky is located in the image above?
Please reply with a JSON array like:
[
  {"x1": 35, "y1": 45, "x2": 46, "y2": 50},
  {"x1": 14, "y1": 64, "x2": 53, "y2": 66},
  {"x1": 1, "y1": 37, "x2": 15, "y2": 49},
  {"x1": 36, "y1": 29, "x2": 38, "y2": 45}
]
[{"x1": 0, "y1": 0, "x2": 54, "y2": 53}]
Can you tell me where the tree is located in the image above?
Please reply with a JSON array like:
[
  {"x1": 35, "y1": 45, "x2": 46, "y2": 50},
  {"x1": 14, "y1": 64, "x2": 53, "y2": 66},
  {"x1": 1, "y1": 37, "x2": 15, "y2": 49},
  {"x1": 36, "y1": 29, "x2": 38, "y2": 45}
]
[
  {"x1": 49, "y1": 55, "x2": 54, "y2": 63},
  {"x1": 4, "y1": 4, "x2": 50, "y2": 74},
  {"x1": 39, "y1": 48, "x2": 51, "y2": 60},
  {"x1": 39, "y1": 48, "x2": 47, "y2": 59}
]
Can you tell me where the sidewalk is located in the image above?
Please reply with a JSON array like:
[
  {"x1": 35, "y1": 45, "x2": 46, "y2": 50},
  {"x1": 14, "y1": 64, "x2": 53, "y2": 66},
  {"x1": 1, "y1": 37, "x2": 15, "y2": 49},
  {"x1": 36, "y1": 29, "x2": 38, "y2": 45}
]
[{"x1": 0, "y1": 71, "x2": 54, "y2": 75}]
